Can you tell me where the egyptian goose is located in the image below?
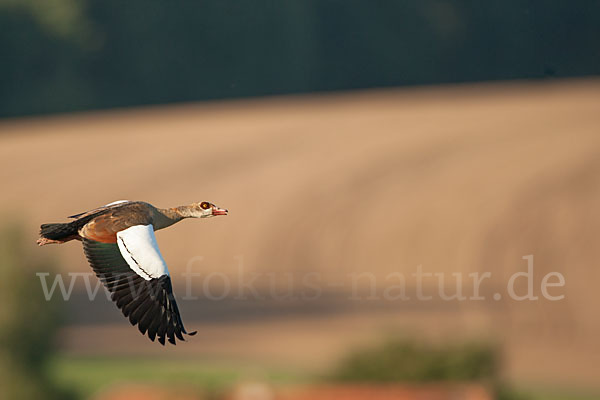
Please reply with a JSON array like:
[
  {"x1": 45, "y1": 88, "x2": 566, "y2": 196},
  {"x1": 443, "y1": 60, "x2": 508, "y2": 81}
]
[{"x1": 37, "y1": 200, "x2": 228, "y2": 345}]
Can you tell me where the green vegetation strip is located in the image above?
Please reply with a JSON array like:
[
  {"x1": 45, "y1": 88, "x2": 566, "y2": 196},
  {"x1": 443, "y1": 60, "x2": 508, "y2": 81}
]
[
  {"x1": 519, "y1": 388, "x2": 600, "y2": 400},
  {"x1": 49, "y1": 355, "x2": 308, "y2": 398}
]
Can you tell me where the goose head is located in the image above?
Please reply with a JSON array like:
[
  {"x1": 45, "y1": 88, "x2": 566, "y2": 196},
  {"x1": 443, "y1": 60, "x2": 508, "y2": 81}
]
[{"x1": 192, "y1": 201, "x2": 228, "y2": 218}]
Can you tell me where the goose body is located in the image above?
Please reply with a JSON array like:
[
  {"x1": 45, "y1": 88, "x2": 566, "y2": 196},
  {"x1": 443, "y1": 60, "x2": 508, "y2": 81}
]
[{"x1": 37, "y1": 200, "x2": 228, "y2": 345}]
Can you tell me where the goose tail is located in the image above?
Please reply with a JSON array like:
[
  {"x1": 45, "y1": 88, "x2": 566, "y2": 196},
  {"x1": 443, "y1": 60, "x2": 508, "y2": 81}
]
[{"x1": 37, "y1": 222, "x2": 78, "y2": 246}]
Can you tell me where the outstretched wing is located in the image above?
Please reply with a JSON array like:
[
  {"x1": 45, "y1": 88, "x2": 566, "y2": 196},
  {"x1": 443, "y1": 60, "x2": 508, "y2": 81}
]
[{"x1": 82, "y1": 224, "x2": 196, "y2": 345}]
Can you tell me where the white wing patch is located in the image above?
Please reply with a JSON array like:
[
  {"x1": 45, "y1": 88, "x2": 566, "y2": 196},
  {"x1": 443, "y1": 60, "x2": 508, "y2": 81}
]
[
  {"x1": 105, "y1": 200, "x2": 130, "y2": 207},
  {"x1": 116, "y1": 225, "x2": 169, "y2": 281}
]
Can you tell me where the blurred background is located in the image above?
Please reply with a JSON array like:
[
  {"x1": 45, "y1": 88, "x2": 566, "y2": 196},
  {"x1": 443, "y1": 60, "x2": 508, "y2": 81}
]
[{"x1": 1, "y1": 1, "x2": 599, "y2": 399}]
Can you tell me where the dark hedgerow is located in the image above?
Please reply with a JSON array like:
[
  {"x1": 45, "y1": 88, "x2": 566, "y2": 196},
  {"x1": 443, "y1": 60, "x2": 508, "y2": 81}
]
[
  {"x1": 331, "y1": 339, "x2": 497, "y2": 382},
  {"x1": 329, "y1": 338, "x2": 530, "y2": 400}
]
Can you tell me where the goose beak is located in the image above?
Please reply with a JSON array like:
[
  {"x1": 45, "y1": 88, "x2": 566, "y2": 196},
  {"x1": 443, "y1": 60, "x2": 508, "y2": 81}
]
[{"x1": 212, "y1": 207, "x2": 228, "y2": 216}]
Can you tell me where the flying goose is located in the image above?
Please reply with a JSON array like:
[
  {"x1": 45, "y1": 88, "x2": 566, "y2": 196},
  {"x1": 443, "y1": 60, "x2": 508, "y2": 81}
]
[{"x1": 37, "y1": 200, "x2": 228, "y2": 345}]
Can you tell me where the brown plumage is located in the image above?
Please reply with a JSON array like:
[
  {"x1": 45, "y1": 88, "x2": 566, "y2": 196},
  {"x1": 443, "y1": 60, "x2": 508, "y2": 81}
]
[{"x1": 38, "y1": 200, "x2": 228, "y2": 345}]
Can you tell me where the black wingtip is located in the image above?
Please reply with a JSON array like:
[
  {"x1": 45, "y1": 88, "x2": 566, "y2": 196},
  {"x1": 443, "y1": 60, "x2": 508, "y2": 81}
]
[{"x1": 188, "y1": 330, "x2": 198, "y2": 336}]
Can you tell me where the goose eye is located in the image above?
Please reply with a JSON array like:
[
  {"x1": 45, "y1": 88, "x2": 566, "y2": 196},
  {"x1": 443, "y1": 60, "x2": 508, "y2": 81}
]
[{"x1": 200, "y1": 202, "x2": 210, "y2": 210}]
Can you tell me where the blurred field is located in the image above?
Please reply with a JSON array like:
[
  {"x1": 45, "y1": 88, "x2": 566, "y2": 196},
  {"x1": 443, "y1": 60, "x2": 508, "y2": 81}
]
[
  {"x1": 1, "y1": 78, "x2": 600, "y2": 393},
  {"x1": 48, "y1": 355, "x2": 599, "y2": 400}
]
